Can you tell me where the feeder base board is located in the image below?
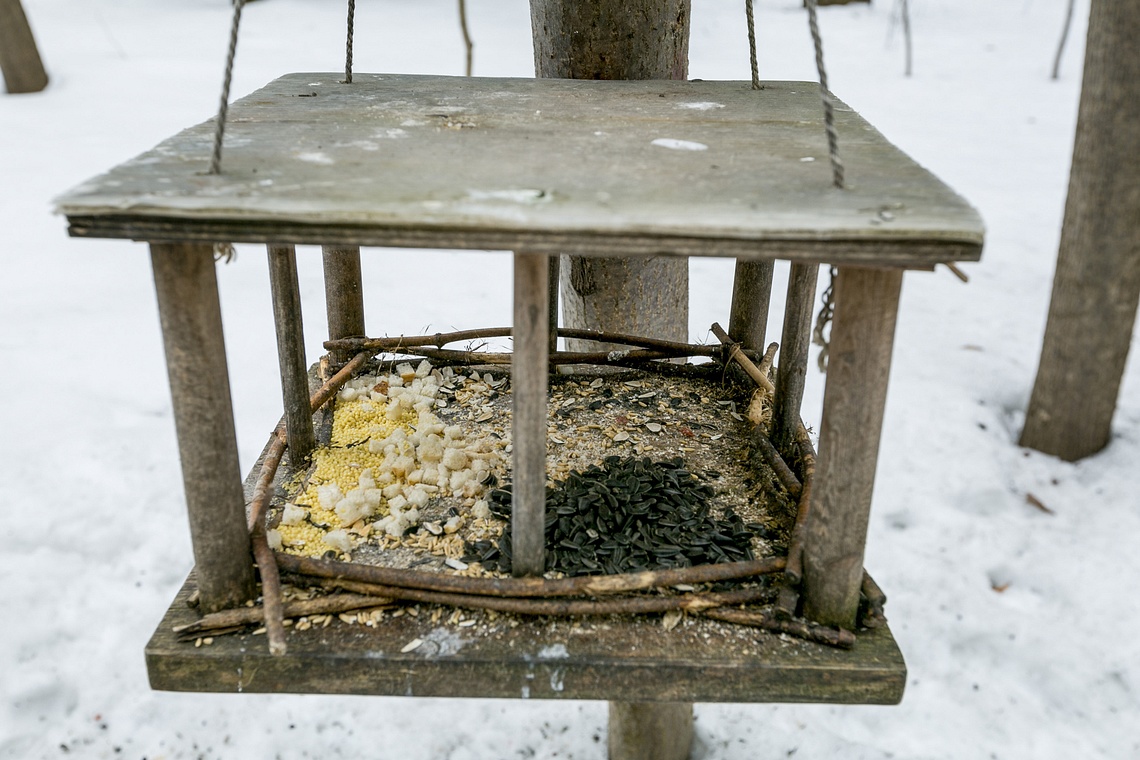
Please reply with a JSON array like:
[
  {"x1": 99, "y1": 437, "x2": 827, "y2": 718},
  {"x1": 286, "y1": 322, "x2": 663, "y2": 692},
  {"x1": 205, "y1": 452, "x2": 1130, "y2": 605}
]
[{"x1": 145, "y1": 574, "x2": 906, "y2": 704}]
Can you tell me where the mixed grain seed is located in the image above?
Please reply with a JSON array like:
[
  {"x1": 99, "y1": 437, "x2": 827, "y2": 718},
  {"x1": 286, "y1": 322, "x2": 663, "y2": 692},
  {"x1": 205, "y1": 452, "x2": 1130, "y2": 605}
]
[{"x1": 267, "y1": 359, "x2": 797, "y2": 593}]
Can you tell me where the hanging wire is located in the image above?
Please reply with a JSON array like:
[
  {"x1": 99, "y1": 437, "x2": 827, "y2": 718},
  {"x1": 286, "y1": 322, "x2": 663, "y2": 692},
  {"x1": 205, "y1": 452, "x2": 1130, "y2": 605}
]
[
  {"x1": 1051, "y1": 0, "x2": 1077, "y2": 80},
  {"x1": 804, "y1": 0, "x2": 844, "y2": 189},
  {"x1": 208, "y1": 0, "x2": 247, "y2": 175},
  {"x1": 746, "y1": 0, "x2": 760, "y2": 90},
  {"x1": 345, "y1": 0, "x2": 356, "y2": 83},
  {"x1": 458, "y1": 0, "x2": 474, "y2": 76}
]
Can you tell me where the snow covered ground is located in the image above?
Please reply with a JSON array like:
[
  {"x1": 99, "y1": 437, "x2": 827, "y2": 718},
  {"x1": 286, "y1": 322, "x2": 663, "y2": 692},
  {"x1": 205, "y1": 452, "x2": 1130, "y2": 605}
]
[{"x1": 2, "y1": 0, "x2": 1137, "y2": 757}]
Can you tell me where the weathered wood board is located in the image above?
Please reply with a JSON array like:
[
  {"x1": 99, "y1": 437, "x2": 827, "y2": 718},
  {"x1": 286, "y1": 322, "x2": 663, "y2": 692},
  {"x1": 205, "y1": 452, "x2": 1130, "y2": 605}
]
[
  {"x1": 57, "y1": 73, "x2": 982, "y2": 267},
  {"x1": 147, "y1": 574, "x2": 906, "y2": 704}
]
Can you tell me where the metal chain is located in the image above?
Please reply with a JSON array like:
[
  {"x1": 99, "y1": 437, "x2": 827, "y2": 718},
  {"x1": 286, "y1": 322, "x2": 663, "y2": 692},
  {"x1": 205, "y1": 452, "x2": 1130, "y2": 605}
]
[
  {"x1": 812, "y1": 265, "x2": 837, "y2": 371},
  {"x1": 746, "y1": 0, "x2": 760, "y2": 90},
  {"x1": 804, "y1": 0, "x2": 844, "y2": 371},
  {"x1": 804, "y1": 0, "x2": 844, "y2": 189},
  {"x1": 208, "y1": 0, "x2": 246, "y2": 175},
  {"x1": 345, "y1": 0, "x2": 356, "y2": 83}
]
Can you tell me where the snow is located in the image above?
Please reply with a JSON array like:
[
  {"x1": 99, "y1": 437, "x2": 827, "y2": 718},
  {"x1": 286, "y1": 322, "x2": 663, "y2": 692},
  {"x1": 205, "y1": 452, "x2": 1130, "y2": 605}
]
[{"x1": 2, "y1": 0, "x2": 1138, "y2": 758}]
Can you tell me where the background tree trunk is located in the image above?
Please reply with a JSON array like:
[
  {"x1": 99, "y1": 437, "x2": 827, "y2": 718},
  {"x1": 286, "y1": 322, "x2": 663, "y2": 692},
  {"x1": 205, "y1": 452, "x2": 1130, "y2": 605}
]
[
  {"x1": 529, "y1": 4, "x2": 694, "y2": 757},
  {"x1": 1020, "y1": 0, "x2": 1140, "y2": 461},
  {"x1": 0, "y1": 0, "x2": 49, "y2": 94},
  {"x1": 530, "y1": 0, "x2": 691, "y2": 352}
]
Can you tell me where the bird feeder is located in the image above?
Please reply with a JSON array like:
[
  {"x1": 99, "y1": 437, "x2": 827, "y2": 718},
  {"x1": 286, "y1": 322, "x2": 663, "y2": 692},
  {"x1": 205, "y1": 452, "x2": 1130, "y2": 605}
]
[{"x1": 56, "y1": 70, "x2": 982, "y2": 706}]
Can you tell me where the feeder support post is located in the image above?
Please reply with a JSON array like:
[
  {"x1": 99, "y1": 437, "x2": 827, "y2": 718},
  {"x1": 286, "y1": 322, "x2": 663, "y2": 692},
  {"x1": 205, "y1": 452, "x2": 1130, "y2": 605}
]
[
  {"x1": 150, "y1": 243, "x2": 256, "y2": 613},
  {"x1": 802, "y1": 266, "x2": 902, "y2": 629},
  {"x1": 268, "y1": 244, "x2": 317, "y2": 464},
  {"x1": 511, "y1": 252, "x2": 551, "y2": 577},
  {"x1": 728, "y1": 259, "x2": 775, "y2": 352}
]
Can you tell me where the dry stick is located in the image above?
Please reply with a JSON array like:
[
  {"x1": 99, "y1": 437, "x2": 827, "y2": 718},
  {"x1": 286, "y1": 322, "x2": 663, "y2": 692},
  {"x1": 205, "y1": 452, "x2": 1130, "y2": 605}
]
[
  {"x1": 325, "y1": 327, "x2": 719, "y2": 358},
  {"x1": 277, "y1": 552, "x2": 785, "y2": 599},
  {"x1": 702, "y1": 607, "x2": 854, "y2": 649},
  {"x1": 945, "y1": 262, "x2": 969, "y2": 283},
  {"x1": 247, "y1": 426, "x2": 288, "y2": 655},
  {"x1": 402, "y1": 346, "x2": 699, "y2": 367},
  {"x1": 756, "y1": 341, "x2": 779, "y2": 379},
  {"x1": 712, "y1": 323, "x2": 807, "y2": 489},
  {"x1": 713, "y1": 323, "x2": 817, "y2": 616},
  {"x1": 784, "y1": 424, "x2": 817, "y2": 586},
  {"x1": 316, "y1": 578, "x2": 772, "y2": 616},
  {"x1": 753, "y1": 432, "x2": 801, "y2": 499},
  {"x1": 712, "y1": 323, "x2": 774, "y2": 394},
  {"x1": 173, "y1": 593, "x2": 395, "y2": 638},
  {"x1": 774, "y1": 426, "x2": 816, "y2": 620},
  {"x1": 860, "y1": 570, "x2": 888, "y2": 628},
  {"x1": 242, "y1": 350, "x2": 373, "y2": 655}
]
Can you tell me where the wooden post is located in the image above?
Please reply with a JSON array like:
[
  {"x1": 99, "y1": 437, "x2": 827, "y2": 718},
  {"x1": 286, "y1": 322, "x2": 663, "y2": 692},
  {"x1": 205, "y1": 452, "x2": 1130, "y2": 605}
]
[
  {"x1": 0, "y1": 0, "x2": 48, "y2": 94},
  {"x1": 511, "y1": 252, "x2": 550, "y2": 577},
  {"x1": 772, "y1": 262, "x2": 819, "y2": 453},
  {"x1": 548, "y1": 255, "x2": 560, "y2": 353},
  {"x1": 322, "y1": 245, "x2": 365, "y2": 364},
  {"x1": 728, "y1": 259, "x2": 775, "y2": 351},
  {"x1": 267, "y1": 244, "x2": 316, "y2": 464},
  {"x1": 608, "y1": 702, "x2": 693, "y2": 760},
  {"x1": 802, "y1": 266, "x2": 902, "y2": 630},
  {"x1": 150, "y1": 243, "x2": 256, "y2": 613}
]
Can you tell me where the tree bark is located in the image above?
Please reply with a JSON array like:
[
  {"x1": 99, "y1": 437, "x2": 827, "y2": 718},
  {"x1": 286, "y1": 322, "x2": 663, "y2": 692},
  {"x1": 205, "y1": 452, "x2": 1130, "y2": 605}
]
[
  {"x1": 531, "y1": 0, "x2": 691, "y2": 351},
  {"x1": 1020, "y1": 0, "x2": 1140, "y2": 461},
  {"x1": 0, "y1": 0, "x2": 49, "y2": 94},
  {"x1": 529, "y1": 3, "x2": 693, "y2": 756}
]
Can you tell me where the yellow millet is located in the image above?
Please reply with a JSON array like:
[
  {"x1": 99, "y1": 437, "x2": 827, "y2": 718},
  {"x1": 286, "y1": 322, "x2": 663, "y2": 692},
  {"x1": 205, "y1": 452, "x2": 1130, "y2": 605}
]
[{"x1": 284, "y1": 397, "x2": 415, "y2": 558}]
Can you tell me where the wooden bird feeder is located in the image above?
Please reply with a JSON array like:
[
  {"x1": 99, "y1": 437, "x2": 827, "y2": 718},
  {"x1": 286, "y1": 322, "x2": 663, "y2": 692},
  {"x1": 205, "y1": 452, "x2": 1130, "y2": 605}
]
[{"x1": 56, "y1": 71, "x2": 982, "y2": 707}]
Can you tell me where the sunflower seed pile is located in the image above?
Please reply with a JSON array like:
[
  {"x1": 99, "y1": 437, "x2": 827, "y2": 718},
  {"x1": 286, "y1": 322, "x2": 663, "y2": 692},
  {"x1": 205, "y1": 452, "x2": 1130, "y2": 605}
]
[{"x1": 463, "y1": 456, "x2": 762, "y2": 576}]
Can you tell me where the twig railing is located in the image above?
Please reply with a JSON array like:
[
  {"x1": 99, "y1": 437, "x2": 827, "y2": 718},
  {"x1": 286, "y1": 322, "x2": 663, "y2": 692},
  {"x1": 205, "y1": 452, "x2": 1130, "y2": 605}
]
[{"x1": 198, "y1": 325, "x2": 883, "y2": 655}]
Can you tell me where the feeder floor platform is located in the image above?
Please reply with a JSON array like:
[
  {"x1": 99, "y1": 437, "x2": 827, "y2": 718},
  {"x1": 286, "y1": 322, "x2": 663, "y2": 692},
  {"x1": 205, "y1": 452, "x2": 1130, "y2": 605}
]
[
  {"x1": 58, "y1": 73, "x2": 982, "y2": 268},
  {"x1": 147, "y1": 575, "x2": 906, "y2": 704}
]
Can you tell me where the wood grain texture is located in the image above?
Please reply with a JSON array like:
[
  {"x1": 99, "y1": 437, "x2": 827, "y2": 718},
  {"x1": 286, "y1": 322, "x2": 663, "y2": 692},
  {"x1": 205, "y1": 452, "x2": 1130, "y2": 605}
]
[
  {"x1": 267, "y1": 245, "x2": 316, "y2": 463},
  {"x1": 0, "y1": 0, "x2": 48, "y2": 94},
  {"x1": 803, "y1": 267, "x2": 903, "y2": 629},
  {"x1": 772, "y1": 262, "x2": 820, "y2": 453},
  {"x1": 149, "y1": 243, "x2": 255, "y2": 612},
  {"x1": 57, "y1": 74, "x2": 983, "y2": 267},
  {"x1": 322, "y1": 245, "x2": 365, "y2": 364},
  {"x1": 145, "y1": 574, "x2": 906, "y2": 703},
  {"x1": 511, "y1": 252, "x2": 550, "y2": 576},
  {"x1": 608, "y1": 702, "x2": 692, "y2": 760},
  {"x1": 728, "y1": 259, "x2": 775, "y2": 351}
]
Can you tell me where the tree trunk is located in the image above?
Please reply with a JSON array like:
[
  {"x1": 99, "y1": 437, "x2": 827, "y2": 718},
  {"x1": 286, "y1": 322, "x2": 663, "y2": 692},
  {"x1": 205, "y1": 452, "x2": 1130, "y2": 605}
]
[
  {"x1": 0, "y1": 0, "x2": 49, "y2": 94},
  {"x1": 530, "y1": 0, "x2": 691, "y2": 351},
  {"x1": 1020, "y1": 0, "x2": 1140, "y2": 461},
  {"x1": 529, "y1": 3, "x2": 694, "y2": 757}
]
